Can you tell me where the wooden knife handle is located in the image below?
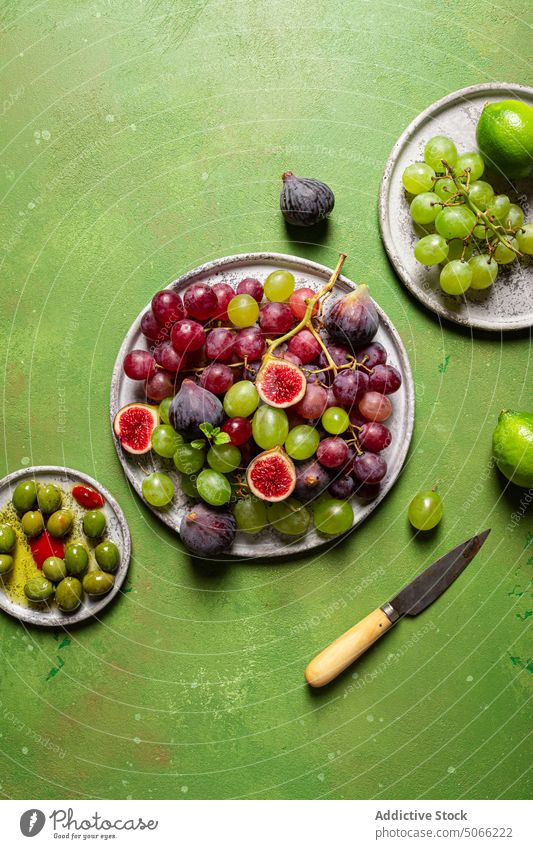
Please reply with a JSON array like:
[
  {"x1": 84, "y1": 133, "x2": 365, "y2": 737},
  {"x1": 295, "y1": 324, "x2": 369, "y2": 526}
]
[{"x1": 304, "y1": 607, "x2": 394, "y2": 688}]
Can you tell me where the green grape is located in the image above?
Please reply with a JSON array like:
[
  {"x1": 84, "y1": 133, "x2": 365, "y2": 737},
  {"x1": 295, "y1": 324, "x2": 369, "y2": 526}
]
[
  {"x1": 468, "y1": 254, "x2": 498, "y2": 290},
  {"x1": 506, "y1": 203, "x2": 524, "y2": 229},
  {"x1": 435, "y1": 206, "x2": 476, "y2": 240},
  {"x1": 207, "y1": 443, "x2": 241, "y2": 473},
  {"x1": 173, "y1": 444, "x2": 205, "y2": 474},
  {"x1": 142, "y1": 472, "x2": 174, "y2": 507},
  {"x1": 252, "y1": 405, "x2": 289, "y2": 450},
  {"x1": 151, "y1": 424, "x2": 183, "y2": 458},
  {"x1": 517, "y1": 223, "x2": 533, "y2": 255},
  {"x1": 434, "y1": 177, "x2": 456, "y2": 201},
  {"x1": 493, "y1": 238, "x2": 519, "y2": 264},
  {"x1": 455, "y1": 152, "x2": 484, "y2": 181},
  {"x1": 233, "y1": 496, "x2": 267, "y2": 534},
  {"x1": 409, "y1": 192, "x2": 441, "y2": 225},
  {"x1": 322, "y1": 407, "x2": 349, "y2": 435},
  {"x1": 196, "y1": 469, "x2": 231, "y2": 506},
  {"x1": 473, "y1": 223, "x2": 489, "y2": 241},
  {"x1": 424, "y1": 135, "x2": 457, "y2": 172},
  {"x1": 313, "y1": 497, "x2": 354, "y2": 536},
  {"x1": 439, "y1": 260, "x2": 472, "y2": 295},
  {"x1": 179, "y1": 474, "x2": 198, "y2": 498},
  {"x1": 285, "y1": 425, "x2": 320, "y2": 460},
  {"x1": 487, "y1": 194, "x2": 511, "y2": 223},
  {"x1": 268, "y1": 498, "x2": 310, "y2": 536},
  {"x1": 264, "y1": 269, "x2": 295, "y2": 302},
  {"x1": 402, "y1": 162, "x2": 435, "y2": 195},
  {"x1": 227, "y1": 294, "x2": 260, "y2": 327},
  {"x1": 468, "y1": 180, "x2": 495, "y2": 210},
  {"x1": 159, "y1": 396, "x2": 173, "y2": 424},
  {"x1": 414, "y1": 234, "x2": 449, "y2": 265},
  {"x1": 224, "y1": 381, "x2": 259, "y2": 417},
  {"x1": 408, "y1": 490, "x2": 443, "y2": 531},
  {"x1": 441, "y1": 239, "x2": 473, "y2": 265}
]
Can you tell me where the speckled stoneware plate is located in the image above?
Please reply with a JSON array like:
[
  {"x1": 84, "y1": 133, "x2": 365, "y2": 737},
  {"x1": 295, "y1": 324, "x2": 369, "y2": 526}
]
[
  {"x1": 0, "y1": 466, "x2": 131, "y2": 627},
  {"x1": 111, "y1": 253, "x2": 415, "y2": 558},
  {"x1": 380, "y1": 83, "x2": 533, "y2": 332}
]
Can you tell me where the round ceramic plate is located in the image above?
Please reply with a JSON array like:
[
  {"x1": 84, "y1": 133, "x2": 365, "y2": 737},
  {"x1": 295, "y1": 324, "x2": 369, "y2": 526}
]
[
  {"x1": 111, "y1": 253, "x2": 415, "y2": 558},
  {"x1": 379, "y1": 82, "x2": 533, "y2": 332},
  {"x1": 0, "y1": 466, "x2": 131, "y2": 627}
]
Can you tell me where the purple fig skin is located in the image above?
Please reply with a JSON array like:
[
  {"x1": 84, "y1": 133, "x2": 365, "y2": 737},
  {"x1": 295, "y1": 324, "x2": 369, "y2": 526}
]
[
  {"x1": 180, "y1": 504, "x2": 236, "y2": 556},
  {"x1": 168, "y1": 379, "x2": 223, "y2": 439},
  {"x1": 280, "y1": 172, "x2": 335, "y2": 227},
  {"x1": 325, "y1": 284, "x2": 379, "y2": 348},
  {"x1": 294, "y1": 459, "x2": 331, "y2": 503}
]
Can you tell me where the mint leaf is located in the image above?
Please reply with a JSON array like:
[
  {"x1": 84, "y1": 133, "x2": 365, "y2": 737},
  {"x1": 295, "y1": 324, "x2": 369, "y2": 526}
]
[
  {"x1": 191, "y1": 439, "x2": 206, "y2": 450},
  {"x1": 199, "y1": 422, "x2": 214, "y2": 438},
  {"x1": 214, "y1": 432, "x2": 231, "y2": 445}
]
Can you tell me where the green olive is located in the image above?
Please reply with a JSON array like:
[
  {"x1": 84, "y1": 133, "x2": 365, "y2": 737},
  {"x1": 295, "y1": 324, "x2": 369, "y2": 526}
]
[
  {"x1": 94, "y1": 540, "x2": 120, "y2": 573},
  {"x1": 12, "y1": 479, "x2": 38, "y2": 513},
  {"x1": 82, "y1": 570, "x2": 114, "y2": 596},
  {"x1": 47, "y1": 509, "x2": 73, "y2": 538},
  {"x1": 0, "y1": 554, "x2": 14, "y2": 575},
  {"x1": 64, "y1": 543, "x2": 89, "y2": 576},
  {"x1": 37, "y1": 483, "x2": 62, "y2": 514},
  {"x1": 42, "y1": 556, "x2": 67, "y2": 582},
  {"x1": 24, "y1": 576, "x2": 55, "y2": 602},
  {"x1": 21, "y1": 510, "x2": 45, "y2": 538},
  {"x1": 0, "y1": 524, "x2": 16, "y2": 554},
  {"x1": 55, "y1": 577, "x2": 83, "y2": 612},
  {"x1": 83, "y1": 510, "x2": 106, "y2": 539}
]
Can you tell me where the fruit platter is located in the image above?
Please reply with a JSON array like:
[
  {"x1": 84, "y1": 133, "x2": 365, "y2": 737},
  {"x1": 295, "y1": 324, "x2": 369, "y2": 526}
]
[
  {"x1": 0, "y1": 466, "x2": 131, "y2": 626},
  {"x1": 111, "y1": 253, "x2": 414, "y2": 558},
  {"x1": 380, "y1": 83, "x2": 533, "y2": 331}
]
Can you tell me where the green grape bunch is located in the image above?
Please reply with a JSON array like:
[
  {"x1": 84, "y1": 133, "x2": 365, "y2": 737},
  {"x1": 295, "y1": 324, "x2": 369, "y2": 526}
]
[{"x1": 402, "y1": 134, "x2": 533, "y2": 295}]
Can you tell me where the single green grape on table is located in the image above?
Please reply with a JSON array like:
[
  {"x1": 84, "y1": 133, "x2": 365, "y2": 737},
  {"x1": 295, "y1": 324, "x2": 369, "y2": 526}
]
[
  {"x1": 414, "y1": 234, "x2": 449, "y2": 265},
  {"x1": 207, "y1": 443, "x2": 241, "y2": 473},
  {"x1": 196, "y1": 469, "x2": 231, "y2": 506},
  {"x1": 224, "y1": 381, "x2": 259, "y2": 418},
  {"x1": 409, "y1": 192, "x2": 440, "y2": 225},
  {"x1": 233, "y1": 496, "x2": 267, "y2": 534},
  {"x1": 142, "y1": 473, "x2": 174, "y2": 507},
  {"x1": 227, "y1": 294, "x2": 260, "y2": 327},
  {"x1": 408, "y1": 490, "x2": 443, "y2": 531},
  {"x1": 174, "y1": 444, "x2": 205, "y2": 475},
  {"x1": 285, "y1": 425, "x2": 320, "y2": 460},
  {"x1": 322, "y1": 407, "x2": 350, "y2": 435},
  {"x1": 435, "y1": 206, "x2": 476, "y2": 240},
  {"x1": 252, "y1": 405, "x2": 289, "y2": 450},
  {"x1": 264, "y1": 269, "x2": 295, "y2": 302},
  {"x1": 468, "y1": 254, "x2": 498, "y2": 290},
  {"x1": 313, "y1": 498, "x2": 354, "y2": 536},
  {"x1": 439, "y1": 260, "x2": 472, "y2": 295},
  {"x1": 151, "y1": 424, "x2": 183, "y2": 458},
  {"x1": 424, "y1": 135, "x2": 457, "y2": 172},
  {"x1": 402, "y1": 162, "x2": 435, "y2": 195}
]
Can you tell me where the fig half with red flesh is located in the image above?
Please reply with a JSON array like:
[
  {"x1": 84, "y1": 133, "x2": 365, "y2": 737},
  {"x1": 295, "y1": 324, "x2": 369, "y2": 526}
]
[
  {"x1": 113, "y1": 403, "x2": 159, "y2": 454},
  {"x1": 247, "y1": 447, "x2": 296, "y2": 502},
  {"x1": 256, "y1": 357, "x2": 306, "y2": 409}
]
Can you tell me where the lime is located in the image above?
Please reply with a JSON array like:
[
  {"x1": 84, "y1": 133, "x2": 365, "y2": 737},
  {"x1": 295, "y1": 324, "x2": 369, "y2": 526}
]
[
  {"x1": 492, "y1": 410, "x2": 533, "y2": 488},
  {"x1": 476, "y1": 100, "x2": 533, "y2": 180}
]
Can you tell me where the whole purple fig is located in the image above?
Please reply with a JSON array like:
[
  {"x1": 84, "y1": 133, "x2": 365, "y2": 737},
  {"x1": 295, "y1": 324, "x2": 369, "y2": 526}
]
[
  {"x1": 325, "y1": 284, "x2": 379, "y2": 348},
  {"x1": 180, "y1": 503, "x2": 236, "y2": 556},
  {"x1": 294, "y1": 459, "x2": 331, "y2": 503},
  {"x1": 280, "y1": 172, "x2": 334, "y2": 227},
  {"x1": 169, "y1": 379, "x2": 223, "y2": 438}
]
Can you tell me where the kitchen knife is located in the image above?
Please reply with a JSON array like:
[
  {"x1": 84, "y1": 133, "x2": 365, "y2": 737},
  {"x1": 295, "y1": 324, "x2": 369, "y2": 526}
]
[{"x1": 305, "y1": 529, "x2": 491, "y2": 688}]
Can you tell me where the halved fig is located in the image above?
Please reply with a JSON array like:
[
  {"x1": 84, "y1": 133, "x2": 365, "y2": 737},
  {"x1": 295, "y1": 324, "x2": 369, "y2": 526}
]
[
  {"x1": 256, "y1": 357, "x2": 306, "y2": 408},
  {"x1": 247, "y1": 447, "x2": 296, "y2": 502},
  {"x1": 113, "y1": 403, "x2": 159, "y2": 454}
]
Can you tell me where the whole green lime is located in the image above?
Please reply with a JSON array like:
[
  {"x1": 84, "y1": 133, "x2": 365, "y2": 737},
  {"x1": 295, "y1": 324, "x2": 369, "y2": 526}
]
[
  {"x1": 476, "y1": 100, "x2": 533, "y2": 180},
  {"x1": 492, "y1": 410, "x2": 533, "y2": 488}
]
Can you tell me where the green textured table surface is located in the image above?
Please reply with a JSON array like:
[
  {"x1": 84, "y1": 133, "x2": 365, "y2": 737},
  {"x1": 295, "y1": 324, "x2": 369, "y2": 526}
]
[{"x1": 0, "y1": 0, "x2": 531, "y2": 801}]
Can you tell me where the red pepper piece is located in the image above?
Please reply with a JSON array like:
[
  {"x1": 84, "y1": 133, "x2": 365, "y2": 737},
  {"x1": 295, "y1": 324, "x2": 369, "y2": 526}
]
[
  {"x1": 72, "y1": 484, "x2": 105, "y2": 510},
  {"x1": 29, "y1": 532, "x2": 65, "y2": 568}
]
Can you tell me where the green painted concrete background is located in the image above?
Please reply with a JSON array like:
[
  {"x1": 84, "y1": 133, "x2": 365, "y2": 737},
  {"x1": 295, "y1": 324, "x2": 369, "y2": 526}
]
[{"x1": 0, "y1": 0, "x2": 531, "y2": 801}]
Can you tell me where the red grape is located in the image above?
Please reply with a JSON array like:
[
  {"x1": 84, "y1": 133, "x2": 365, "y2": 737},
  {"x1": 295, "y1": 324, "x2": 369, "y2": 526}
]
[
  {"x1": 359, "y1": 391, "x2": 392, "y2": 422},
  {"x1": 212, "y1": 283, "x2": 234, "y2": 320},
  {"x1": 184, "y1": 283, "x2": 217, "y2": 320},
  {"x1": 221, "y1": 416, "x2": 252, "y2": 446},
  {"x1": 317, "y1": 437, "x2": 349, "y2": 469},
  {"x1": 359, "y1": 422, "x2": 391, "y2": 452},
  {"x1": 154, "y1": 341, "x2": 187, "y2": 372},
  {"x1": 234, "y1": 326, "x2": 265, "y2": 360},
  {"x1": 259, "y1": 302, "x2": 294, "y2": 335},
  {"x1": 353, "y1": 452, "x2": 387, "y2": 484},
  {"x1": 287, "y1": 329, "x2": 322, "y2": 364},
  {"x1": 332, "y1": 370, "x2": 369, "y2": 406},
  {"x1": 205, "y1": 328, "x2": 235, "y2": 362},
  {"x1": 369, "y1": 364, "x2": 401, "y2": 394},
  {"x1": 326, "y1": 386, "x2": 338, "y2": 408},
  {"x1": 289, "y1": 287, "x2": 318, "y2": 320},
  {"x1": 151, "y1": 289, "x2": 184, "y2": 325},
  {"x1": 200, "y1": 363, "x2": 234, "y2": 394},
  {"x1": 123, "y1": 350, "x2": 156, "y2": 380},
  {"x1": 319, "y1": 343, "x2": 351, "y2": 368},
  {"x1": 237, "y1": 277, "x2": 263, "y2": 302},
  {"x1": 295, "y1": 384, "x2": 328, "y2": 419},
  {"x1": 349, "y1": 409, "x2": 366, "y2": 428},
  {"x1": 356, "y1": 341, "x2": 387, "y2": 368},
  {"x1": 140, "y1": 311, "x2": 169, "y2": 344},
  {"x1": 171, "y1": 319, "x2": 206, "y2": 352},
  {"x1": 145, "y1": 370, "x2": 175, "y2": 401},
  {"x1": 279, "y1": 350, "x2": 302, "y2": 366}
]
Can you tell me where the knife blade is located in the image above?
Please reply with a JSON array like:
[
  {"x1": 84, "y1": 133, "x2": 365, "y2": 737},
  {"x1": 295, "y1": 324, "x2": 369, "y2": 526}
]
[{"x1": 305, "y1": 530, "x2": 491, "y2": 688}]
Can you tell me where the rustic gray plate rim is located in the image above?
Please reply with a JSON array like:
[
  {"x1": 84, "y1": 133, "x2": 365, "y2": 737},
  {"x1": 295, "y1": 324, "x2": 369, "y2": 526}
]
[
  {"x1": 110, "y1": 252, "x2": 415, "y2": 558},
  {"x1": 379, "y1": 82, "x2": 533, "y2": 332},
  {"x1": 0, "y1": 466, "x2": 131, "y2": 627}
]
